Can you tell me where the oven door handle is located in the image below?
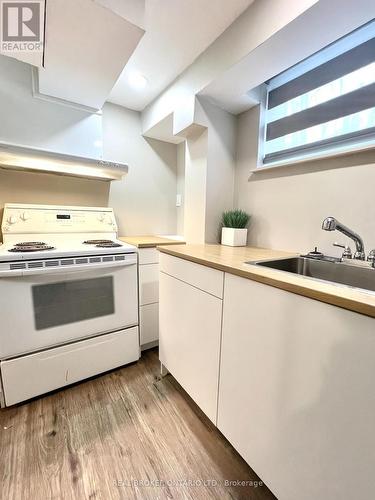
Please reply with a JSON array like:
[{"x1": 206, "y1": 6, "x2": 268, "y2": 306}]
[{"x1": 0, "y1": 257, "x2": 137, "y2": 277}]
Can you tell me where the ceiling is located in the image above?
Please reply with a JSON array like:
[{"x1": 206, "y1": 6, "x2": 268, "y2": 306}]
[{"x1": 107, "y1": 0, "x2": 254, "y2": 111}]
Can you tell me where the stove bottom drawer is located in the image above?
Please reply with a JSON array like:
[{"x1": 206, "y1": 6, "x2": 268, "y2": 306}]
[{"x1": 1, "y1": 327, "x2": 140, "y2": 406}]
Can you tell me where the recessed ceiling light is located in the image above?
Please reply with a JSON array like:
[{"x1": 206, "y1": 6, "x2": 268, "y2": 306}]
[{"x1": 128, "y1": 72, "x2": 148, "y2": 89}]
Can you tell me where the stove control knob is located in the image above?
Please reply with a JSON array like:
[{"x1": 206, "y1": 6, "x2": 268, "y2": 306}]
[
  {"x1": 97, "y1": 214, "x2": 105, "y2": 222},
  {"x1": 20, "y1": 211, "x2": 30, "y2": 221},
  {"x1": 7, "y1": 215, "x2": 17, "y2": 225}
]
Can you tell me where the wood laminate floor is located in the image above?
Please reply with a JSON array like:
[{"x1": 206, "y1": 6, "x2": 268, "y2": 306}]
[{"x1": 0, "y1": 349, "x2": 276, "y2": 500}]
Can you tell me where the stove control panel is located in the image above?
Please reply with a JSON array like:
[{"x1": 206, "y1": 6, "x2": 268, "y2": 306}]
[{"x1": 2, "y1": 204, "x2": 118, "y2": 236}]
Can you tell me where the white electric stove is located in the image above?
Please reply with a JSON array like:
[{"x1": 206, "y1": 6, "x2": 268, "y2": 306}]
[{"x1": 0, "y1": 203, "x2": 140, "y2": 407}]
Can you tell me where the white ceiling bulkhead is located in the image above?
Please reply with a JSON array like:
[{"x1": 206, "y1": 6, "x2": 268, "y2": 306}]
[
  {"x1": 36, "y1": 0, "x2": 145, "y2": 109},
  {"x1": 108, "y1": 0, "x2": 254, "y2": 111}
]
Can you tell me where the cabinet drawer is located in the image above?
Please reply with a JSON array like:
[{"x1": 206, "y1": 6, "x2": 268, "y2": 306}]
[
  {"x1": 140, "y1": 303, "x2": 159, "y2": 346},
  {"x1": 159, "y1": 253, "x2": 223, "y2": 298},
  {"x1": 138, "y1": 248, "x2": 159, "y2": 265},
  {"x1": 1, "y1": 327, "x2": 140, "y2": 406},
  {"x1": 139, "y1": 263, "x2": 159, "y2": 305}
]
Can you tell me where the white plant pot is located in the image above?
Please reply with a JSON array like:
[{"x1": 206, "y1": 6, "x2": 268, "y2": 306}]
[{"x1": 221, "y1": 227, "x2": 248, "y2": 247}]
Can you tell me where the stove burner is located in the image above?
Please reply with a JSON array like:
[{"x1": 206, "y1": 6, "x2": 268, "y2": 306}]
[
  {"x1": 96, "y1": 243, "x2": 122, "y2": 248},
  {"x1": 8, "y1": 245, "x2": 55, "y2": 253},
  {"x1": 15, "y1": 241, "x2": 46, "y2": 247},
  {"x1": 83, "y1": 239, "x2": 122, "y2": 248},
  {"x1": 83, "y1": 239, "x2": 114, "y2": 245}
]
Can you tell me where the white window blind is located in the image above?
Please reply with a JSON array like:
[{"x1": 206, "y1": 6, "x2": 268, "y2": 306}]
[{"x1": 262, "y1": 22, "x2": 375, "y2": 166}]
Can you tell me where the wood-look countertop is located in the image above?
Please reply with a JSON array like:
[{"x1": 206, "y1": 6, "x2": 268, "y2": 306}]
[
  {"x1": 119, "y1": 236, "x2": 185, "y2": 248},
  {"x1": 158, "y1": 243, "x2": 375, "y2": 318}
]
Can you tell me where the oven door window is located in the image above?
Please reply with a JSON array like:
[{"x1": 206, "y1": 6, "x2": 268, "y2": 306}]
[{"x1": 32, "y1": 276, "x2": 115, "y2": 330}]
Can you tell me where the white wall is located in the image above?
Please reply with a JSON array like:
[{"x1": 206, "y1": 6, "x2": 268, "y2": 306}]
[
  {"x1": 0, "y1": 55, "x2": 102, "y2": 158},
  {"x1": 103, "y1": 103, "x2": 178, "y2": 236},
  {"x1": 198, "y1": 99, "x2": 237, "y2": 243},
  {"x1": 235, "y1": 107, "x2": 375, "y2": 256},
  {"x1": 176, "y1": 142, "x2": 185, "y2": 236},
  {"x1": 182, "y1": 98, "x2": 237, "y2": 244},
  {"x1": 184, "y1": 130, "x2": 208, "y2": 243}
]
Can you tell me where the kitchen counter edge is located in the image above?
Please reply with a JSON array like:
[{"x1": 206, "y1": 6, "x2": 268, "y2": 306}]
[{"x1": 119, "y1": 236, "x2": 185, "y2": 249}]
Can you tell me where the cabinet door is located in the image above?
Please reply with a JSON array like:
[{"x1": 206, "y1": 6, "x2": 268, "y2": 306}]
[
  {"x1": 218, "y1": 273, "x2": 375, "y2": 500},
  {"x1": 139, "y1": 264, "x2": 159, "y2": 306},
  {"x1": 140, "y1": 303, "x2": 159, "y2": 346},
  {"x1": 159, "y1": 271, "x2": 222, "y2": 423}
]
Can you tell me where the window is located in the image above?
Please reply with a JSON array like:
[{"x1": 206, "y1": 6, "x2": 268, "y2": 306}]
[{"x1": 260, "y1": 21, "x2": 375, "y2": 167}]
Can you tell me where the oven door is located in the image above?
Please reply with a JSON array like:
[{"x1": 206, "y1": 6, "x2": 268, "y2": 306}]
[{"x1": 0, "y1": 258, "x2": 138, "y2": 358}]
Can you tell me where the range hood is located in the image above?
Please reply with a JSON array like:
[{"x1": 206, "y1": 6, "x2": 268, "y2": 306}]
[{"x1": 0, "y1": 143, "x2": 128, "y2": 181}]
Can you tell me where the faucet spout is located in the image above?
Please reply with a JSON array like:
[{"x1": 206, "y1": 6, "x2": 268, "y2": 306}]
[{"x1": 322, "y1": 217, "x2": 365, "y2": 260}]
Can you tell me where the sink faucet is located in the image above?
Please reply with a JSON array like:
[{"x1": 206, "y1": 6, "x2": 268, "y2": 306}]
[{"x1": 322, "y1": 217, "x2": 365, "y2": 260}]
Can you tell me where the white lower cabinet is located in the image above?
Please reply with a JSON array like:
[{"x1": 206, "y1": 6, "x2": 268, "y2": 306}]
[
  {"x1": 138, "y1": 249, "x2": 160, "y2": 348},
  {"x1": 218, "y1": 273, "x2": 375, "y2": 500},
  {"x1": 159, "y1": 256, "x2": 223, "y2": 423}
]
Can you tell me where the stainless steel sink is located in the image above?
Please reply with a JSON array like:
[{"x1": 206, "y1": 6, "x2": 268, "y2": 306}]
[{"x1": 246, "y1": 256, "x2": 375, "y2": 292}]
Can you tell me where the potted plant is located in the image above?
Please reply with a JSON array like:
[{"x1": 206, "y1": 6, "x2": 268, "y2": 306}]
[{"x1": 221, "y1": 209, "x2": 250, "y2": 247}]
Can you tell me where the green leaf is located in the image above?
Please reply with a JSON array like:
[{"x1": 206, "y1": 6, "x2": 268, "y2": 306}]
[{"x1": 221, "y1": 210, "x2": 250, "y2": 229}]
